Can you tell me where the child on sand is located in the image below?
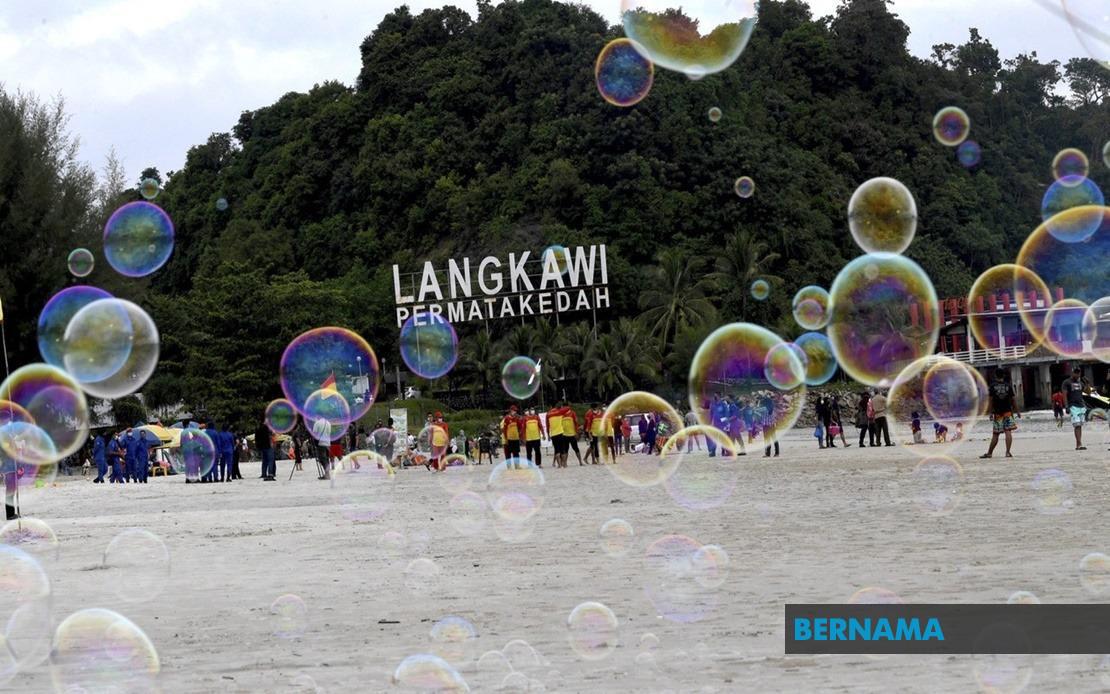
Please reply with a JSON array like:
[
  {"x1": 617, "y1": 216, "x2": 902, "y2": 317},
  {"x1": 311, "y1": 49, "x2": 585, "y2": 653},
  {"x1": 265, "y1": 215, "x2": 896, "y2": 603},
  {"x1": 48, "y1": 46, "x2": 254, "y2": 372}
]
[{"x1": 911, "y1": 412, "x2": 923, "y2": 444}]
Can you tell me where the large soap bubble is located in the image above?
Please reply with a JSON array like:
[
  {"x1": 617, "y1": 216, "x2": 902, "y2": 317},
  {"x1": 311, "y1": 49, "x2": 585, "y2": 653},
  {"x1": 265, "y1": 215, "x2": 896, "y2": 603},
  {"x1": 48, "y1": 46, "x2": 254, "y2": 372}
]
[
  {"x1": 827, "y1": 254, "x2": 939, "y2": 387},
  {"x1": 67, "y1": 299, "x2": 160, "y2": 400},
  {"x1": 280, "y1": 327, "x2": 379, "y2": 422},
  {"x1": 61, "y1": 298, "x2": 134, "y2": 384},
  {"x1": 621, "y1": 0, "x2": 759, "y2": 76},
  {"x1": 595, "y1": 38, "x2": 654, "y2": 107},
  {"x1": 103, "y1": 201, "x2": 175, "y2": 278},
  {"x1": 51, "y1": 608, "x2": 160, "y2": 692},
  {"x1": 0, "y1": 365, "x2": 89, "y2": 465},
  {"x1": 400, "y1": 313, "x2": 459, "y2": 380},
  {"x1": 847, "y1": 178, "x2": 918, "y2": 254},
  {"x1": 966, "y1": 264, "x2": 1052, "y2": 357},
  {"x1": 1042, "y1": 177, "x2": 1104, "y2": 242},
  {"x1": 37, "y1": 286, "x2": 113, "y2": 370}
]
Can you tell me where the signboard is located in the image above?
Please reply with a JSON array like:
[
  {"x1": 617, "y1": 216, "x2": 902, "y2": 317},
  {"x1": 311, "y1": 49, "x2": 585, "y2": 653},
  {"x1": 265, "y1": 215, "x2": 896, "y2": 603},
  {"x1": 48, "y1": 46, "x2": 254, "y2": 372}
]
[
  {"x1": 390, "y1": 408, "x2": 408, "y2": 438},
  {"x1": 392, "y1": 244, "x2": 610, "y2": 327}
]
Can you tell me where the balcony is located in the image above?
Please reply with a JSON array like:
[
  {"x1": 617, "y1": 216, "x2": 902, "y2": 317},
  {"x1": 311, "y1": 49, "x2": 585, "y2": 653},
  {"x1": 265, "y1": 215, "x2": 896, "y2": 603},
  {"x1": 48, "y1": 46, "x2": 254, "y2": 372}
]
[{"x1": 941, "y1": 345, "x2": 1028, "y2": 364}]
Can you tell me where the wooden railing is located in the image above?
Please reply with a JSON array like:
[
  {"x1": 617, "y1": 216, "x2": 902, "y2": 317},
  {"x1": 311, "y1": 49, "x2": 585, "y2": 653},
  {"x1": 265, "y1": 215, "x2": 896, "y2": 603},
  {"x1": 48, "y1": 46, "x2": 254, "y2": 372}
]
[{"x1": 941, "y1": 345, "x2": 1028, "y2": 363}]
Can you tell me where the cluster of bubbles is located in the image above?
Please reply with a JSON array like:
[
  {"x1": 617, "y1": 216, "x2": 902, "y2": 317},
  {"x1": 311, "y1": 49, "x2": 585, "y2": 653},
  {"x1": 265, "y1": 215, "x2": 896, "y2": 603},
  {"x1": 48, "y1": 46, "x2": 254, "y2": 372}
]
[
  {"x1": 399, "y1": 313, "x2": 459, "y2": 380},
  {"x1": 0, "y1": 364, "x2": 90, "y2": 466},
  {"x1": 620, "y1": 0, "x2": 759, "y2": 76},
  {"x1": 0, "y1": 545, "x2": 52, "y2": 684},
  {"x1": 62, "y1": 298, "x2": 161, "y2": 398},
  {"x1": 470, "y1": 639, "x2": 557, "y2": 691},
  {"x1": 596, "y1": 38, "x2": 654, "y2": 107},
  {"x1": 734, "y1": 176, "x2": 755, "y2": 199}
]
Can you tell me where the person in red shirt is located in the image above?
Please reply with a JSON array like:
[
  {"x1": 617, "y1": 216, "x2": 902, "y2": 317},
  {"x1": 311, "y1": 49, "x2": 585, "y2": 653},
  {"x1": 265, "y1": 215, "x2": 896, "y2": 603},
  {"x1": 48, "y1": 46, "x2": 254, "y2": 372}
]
[
  {"x1": 501, "y1": 406, "x2": 522, "y2": 460},
  {"x1": 1051, "y1": 390, "x2": 1065, "y2": 428},
  {"x1": 559, "y1": 403, "x2": 584, "y2": 466},
  {"x1": 522, "y1": 407, "x2": 545, "y2": 468}
]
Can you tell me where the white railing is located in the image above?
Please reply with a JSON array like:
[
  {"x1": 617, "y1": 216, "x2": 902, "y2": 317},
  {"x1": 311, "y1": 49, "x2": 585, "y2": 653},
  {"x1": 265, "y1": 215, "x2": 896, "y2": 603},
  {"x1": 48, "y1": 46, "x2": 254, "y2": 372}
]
[{"x1": 942, "y1": 345, "x2": 1028, "y2": 364}]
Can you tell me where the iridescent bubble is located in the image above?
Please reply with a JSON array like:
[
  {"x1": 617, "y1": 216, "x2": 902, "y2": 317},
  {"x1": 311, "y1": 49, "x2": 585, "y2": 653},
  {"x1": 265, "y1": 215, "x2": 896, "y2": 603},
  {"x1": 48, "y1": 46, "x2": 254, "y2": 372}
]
[
  {"x1": 404, "y1": 558, "x2": 441, "y2": 595},
  {"x1": 599, "y1": 518, "x2": 635, "y2": 557},
  {"x1": 595, "y1": 38, "x2": 654, "y2": 107},
  {"x1": 692, "y1": 544, "x2": 730, "y2": 589},
  {"x1": 957, "y1": 140, "x2": 982, "y2": 168},
  {"x1": 1043, "y1": 298, "x2": 1093, "y2": 357},
  {"x1": 661, "y1": 426, "x2": 739, "y2": 511},
  {"x1": 847, "y1": 178, "x2": 918, "y2": 254},
  {"x1": 172, "y1": 428, "x2": 216, "y2": 480},
  {"x1": 488, "y1": 459, "x2": 545, "y2": 520},
  {"x1": 967, "y1": 264, "x2": 1052, "y2": 356},
  {"x1": 60, "y1": 298, "x2": 134, "y2": 384},
  {"x1": 67, "y1": 248, "x2": 94, "y2": 278},
  {"x1": 1017, "y1": 206, "x2": 1109, "y2": 339},
  {"x1": 303, "y1": 389, "x2": 351, "y2": 443},
  {"x1": 1085, "y1": 296, "x2": 1110, "y2": 363},
  {"x1": 449, "y1": 491, "x2": 488, "y2": 537},
  {"x1": 750, "y1": 279, "x2": 769, "y2": 300},
  {"x1": 643, "y1": 534, "x2": 717, "y2": 623},
  {"x1": 102, "y1": 528, "x2": 170, "y2": 604},
  {"x1": 501, "y1": 356, "x2": 541, "y2": 400},
  {"x1": 1006, "y1": 591, "x2": 1040, "y2": 605},
  {"x1": 1080, "y1": 552, "x2": 1110, "y2": 596},
  {"x1": 763, "y1": 342, "x2": 806, "y2": 391},
  {"x1": 400, "y1": 313, "x2": 459, "y2": 380},
  {"x1": 972, "y1": 635, "x2": 1033, "y2": 694},
  {"x1": 794, "y1": 332, "x2": 837, "y2": 386},
  {"x1": 792, "y1": 286, "x2": 830, "y2": 330},
  {"x1": 280, "y1": 327, "x2": 380, "y2": 422},
  {"x1": 621, "y1": 0, "x2": 759, "y2": 76},
  {"x1": 567, "y1": 602, "x2": 619, "y2": 661},
  {"x1": 827, "y1": 253, "x2": 939, "y2": 387},
  {"x1": 734, "y1": 176, "x2": 755, "y2": 199},
  {"x1": 331, "y1": 450, "x2": 394, "y2": 521},
  {"x1": 215, "y1": 197, "x2": 228, "y2": 211},
  {"x1": 688, "y1": 323, "x2": 807, "y2": 447},
  {"x1": 0, "y1": 545, "x2": 52, "y2": 683},
  {"x1": 0, "y1": 364, "x2": 90, "y2": 465},
  {"x1": 430, "y1": 616, "x2": 478, "y2": 668},
  {"x1": 437, "y1": 455, "x2": 474, "y2": 493},
  {"x1": 603, "y1": 392, "x2": 683, "y2": 487},
  {"x1": 103, "y1": 201, "x2": 174, "y2": 278},
  {"x1": 542, "y1": 245, "x2": 570, "y2": 275},
  {"x1": 932, "y1": 106, "x2": 970, "y2": 146},
  {"x1": 265, "y1": 398, "x2": 299, "y2": 434},
  {"x1": 50, "y1": 608, "x2": 159, "y2": 692},
  {"x1": 1042, "y1": 177, "x2": 1104, "y2": 242},
  {"x1": 502, "y1": 639, "x2": 541, "y2": 672},
  {"x1": 270, "y1": 594, "x2": 308, "y2": 639},
  {"x1": 888, "y1": 356, "x2": 982, "y2": 457},
  {"x1": 0, "y1": 518, "x2": 59, "y2": 563},
  {"x1": 392, "y1": 653, "x2": 469, "y2": 691},
  {"x1": 37, "y1": 286, "x2": 113, "y2": 370},
  {"x1": 1053, "y1": 147, "x2": 1090, "y2": 183},
  {"x1": 66, "y1": 299, "x2": 160, "y2": 400},
  {"x1": 907, "y1": 456, "x2": 963, "y2": 516},
  {"x1": 139, "y1": 178, "x2": 160, "y2": 201},
  {"x1": 707, "y1": 107, "x2": 722, "y2": 123},
  {"x1": 1032, "y1": 469, "x2": 1073, "y2": 515}
]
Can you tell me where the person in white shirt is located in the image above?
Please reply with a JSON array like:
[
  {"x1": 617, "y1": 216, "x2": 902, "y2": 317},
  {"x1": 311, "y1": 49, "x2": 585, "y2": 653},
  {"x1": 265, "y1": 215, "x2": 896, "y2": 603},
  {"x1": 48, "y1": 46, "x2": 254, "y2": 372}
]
[{"x1": 311, "y1": 416, "x2": 333, "y2": 480}]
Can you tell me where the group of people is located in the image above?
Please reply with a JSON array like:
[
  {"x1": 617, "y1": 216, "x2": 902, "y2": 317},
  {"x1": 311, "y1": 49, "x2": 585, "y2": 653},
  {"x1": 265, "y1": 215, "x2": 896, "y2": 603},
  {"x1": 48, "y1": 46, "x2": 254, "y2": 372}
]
[
  {"x1": 89, "y1": 427, "x2": 155, "y2": 484},
  {"x1": 495, "y1": 403, "x2": 628, "y2": 469},
  {"x1": 699, "y1": 393, "x2": 783, "y2": 457}
]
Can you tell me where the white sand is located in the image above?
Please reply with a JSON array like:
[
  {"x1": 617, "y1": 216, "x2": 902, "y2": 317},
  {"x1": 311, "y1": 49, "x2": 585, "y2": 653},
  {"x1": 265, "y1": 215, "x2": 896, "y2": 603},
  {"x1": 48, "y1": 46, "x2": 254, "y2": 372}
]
[{"x1": 9, "y1": 415, "x2": 1110, "y2": 693}]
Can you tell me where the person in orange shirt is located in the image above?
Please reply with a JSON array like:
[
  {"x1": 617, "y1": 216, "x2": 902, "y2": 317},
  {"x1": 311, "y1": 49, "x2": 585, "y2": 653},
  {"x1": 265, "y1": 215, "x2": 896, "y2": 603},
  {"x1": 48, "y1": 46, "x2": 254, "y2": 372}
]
[
  {"x1": 560, "y1": 403, "x2": 584, "y2": 466},
  {"x1": 603, "y1": 407, "x2": 617, "y2": 463},
  {"x1": 546, "y1": 405, "x2": 565, "y2": 468},
  {"x1": 587, "y1": 403, "x2": 607, "y2": 464},
  {"x1": 522, "y1": 407, "x2": 545, "y2": 468},
  {"x1": 431, "y1": 412, "x2": 450, "y2": 471},
  {"x1": 500, "y1": 405, "x2": 522, "y2": 460}
]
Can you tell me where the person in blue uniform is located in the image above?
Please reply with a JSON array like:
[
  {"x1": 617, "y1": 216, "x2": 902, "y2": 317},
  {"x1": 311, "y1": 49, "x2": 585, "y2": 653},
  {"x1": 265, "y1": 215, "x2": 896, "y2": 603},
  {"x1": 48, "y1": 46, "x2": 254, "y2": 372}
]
[
  {"x1": 92, "y1": 434, "x2": 107, "y2": 483},
  {"x1": 134, "y1": 430, "x2": 151, "y2": 483},
  {"x1": 218, "y1": 424, "x2": 234, "y2": 482},
  {"x1": 123, "y1": 428, "x2": 138, "y2": 482},
  {"x1": 108, "y1": 433, "x2": 125, "y2": 483}
]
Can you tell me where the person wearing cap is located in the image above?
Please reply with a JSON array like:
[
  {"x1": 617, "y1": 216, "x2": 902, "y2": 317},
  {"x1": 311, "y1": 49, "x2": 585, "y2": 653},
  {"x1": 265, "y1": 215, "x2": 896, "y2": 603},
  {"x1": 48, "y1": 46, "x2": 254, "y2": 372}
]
[
  {"x1": 1061, "y1": 366, "x2": 1091, "y2": 451},
  {"x1": 500, "y1": 406, "x2": 522, "y2": 460},
  {"x1": 522, "y1": 407, "x2": 545, "y2": 468}
]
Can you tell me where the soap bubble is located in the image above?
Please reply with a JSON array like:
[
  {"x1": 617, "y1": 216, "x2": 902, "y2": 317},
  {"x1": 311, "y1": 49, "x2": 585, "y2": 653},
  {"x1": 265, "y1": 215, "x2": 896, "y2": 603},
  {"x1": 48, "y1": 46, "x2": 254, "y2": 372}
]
[
  {"x1": 391, "y1": 653, "x2": 469, "y2": 691},
  {"x1": 599, "y1": 518, "x2": 635, "y2": 557},
  {"x1": 542, "y1": 245, "x2": 570, "y2": 275},
  {"x1": 0, "y1": 364, "x2": 90, "y2": 465},
  {"x1": 67, "y1": 248, "x2": 94, "y2": 278},
  {"x1": 270, "y1": 594, "x2": 308, "y2": 639},
  {"x1": 1043, "y1": 298, "x2": 1093, "y2": 357},
  {"x1": 1006, "y1": 591, "x2": 1040, "y2": 605},
  {"x1": 827, "y1": 253, "x2": 939, "y2": 387},
  {"x1": 37, "y1": 286, "x2": 113, "y2": 371},
  {"x1": 603, "y1": 392, "x2": 683, "y2": 487},
  {"x1": 957, "y1": 140, "x2": 982, "y2": 168},
  {"x1": 906, "y1": 456, "x2": 963, "y2": 516},
  {"x1": 502, "y1": 639, "x2": 542, "y2": 672},
  {"x1": 967, "y1": 264, "x2": 1052, "y2": 357},
  {"x1": 303, "y1": 389, "x2": 351, "y2": 444},
  {"x1": 0, "y1": 518, "x2": 60, "y2": 563},
  {"x1": 430, "y1": 616, "x2": 478, "y2": 667},
  {"x1": 139, "y1": 178, "x2": 160, "y2": 200},
  {"x1": 661, "y1": 426, "x2": 740, "y2": 510},
  {"x1": 281, "y1": 327, "x2": 379, "y2": 423},
  {"x1": 103, "y1": 201, "x2": 174, "y2": 278},
  {"x1": 61, "y1": 298, "x2": 135, "y2": 384},
  {"x1": 216, "y1": 197, "x2": 228, "y2": 211},
  {"x1": 265, "y1": 398, "x2": 299, "y2": 434},
  {"x1": 449, "y1": 491, "x2": 488, "y2": 537},
  {"x1": 1080, "y1": 552, "x2": 1110, "y2": 596},
  {"x1": 173, "y1": 428, "x2": 216, "y2": 480},
  {"x1": 567, "y1": 602, "x2": 619, "y2": 661},
  {"x1": 643, "y1": 534, "x2": 718, "y2": 623},
  {"x1": 502, "y1": 356, "x2": 541, "y2": 400},
  {"x1": 692, "y1": 543, "x2": 730, "y2": 589},
  {"x1": 102, "y1": 528, "x2": 170, "y2": 604},
  {"x1": 707, "y1": 107, "x2": 722, "y2": 123},
  {"x1": 66, "y1": 299, "x2": 160, "y2": 400},
  {"x1": 1042, "y1": 177, "x2": 1104, "y2": 242},
  {"x1": 734, "y1": 176, "x2": 755, "y2": 199},
  {"x1": 750, "y1": 279, "x2": 769, "y2": 300},
  {"x1": 621, "y1": 0, "x2": 759, "y2": 76},
  {"x1": 794, "y1": 332, "x2": 837, "y2": 386},
  {"x1": 847, "y1": 177, "x2": 918, "y2": 254},
  {"x1": 331, "y1": 450, "x2": 394, "y2": 522},
  {"x1": 595, "y1": 38, "x2": 654, "y2": 107},
  {"x1": 400, "y1": 313, "x2": 459, "y2": 380},
  {"x1": 932, "y1": 106, "x2": 970, "y2": 146},
  {"x1": 1053, "y1": 147, "x2": 1089, "y2": 183},
  {"x1": 792, "y1": 286, "x2": 830, "y2": 331},
  {"x1": 888, "y1": 356, "x2": 983, "y2": 458},
  {"x1": 50, "y1": 608, "x2": 159, "y2": 692},
  {"x1": 0, "y1": 545, "x2": 52, "y2": 682},
  {"x1": 404, "y1": 558, "x2": 441, "y2": 595},
  {"x1": 1086, "y1": 296, "x2": 1110, "y2": 363}
]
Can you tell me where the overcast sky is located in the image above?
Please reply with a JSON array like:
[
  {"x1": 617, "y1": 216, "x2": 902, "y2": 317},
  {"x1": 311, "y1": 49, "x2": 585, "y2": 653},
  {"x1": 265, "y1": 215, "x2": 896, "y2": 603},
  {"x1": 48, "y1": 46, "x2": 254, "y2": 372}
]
[{"x1": 0, "y1": 0, "x2": 1092, "y2": 184}]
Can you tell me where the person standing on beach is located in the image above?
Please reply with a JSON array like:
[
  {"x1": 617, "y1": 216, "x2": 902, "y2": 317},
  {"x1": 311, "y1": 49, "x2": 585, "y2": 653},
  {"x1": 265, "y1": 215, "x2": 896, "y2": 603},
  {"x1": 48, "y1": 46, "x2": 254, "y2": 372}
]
[
  {"x1": 311, "y1": 415, "x2": 332, "y2": 479},
  {"x1": 980, "y1": 370, "x2": 1020, "y2": 458},
  {"x1": 1051, "y1": 389, "x2": 1066, "y2": 429},
  {"x1": 561, "y1": 403, "x2": 584, "y2": 466},
  {"x1": 830, "y1": 396, "x2": 850, "y2": 447},
  {"x1": 855, "y1": 392, "x2": 870, "y2": 447},
  {"x1": 500, "y1": 406, "x2": 522, "y2": 460},
  {"x1": 92, "y1": 433, "x2": 107, "y2": 483},
  {"x1": 621, "y1": 416, "x2": 632, "y2": 453},
  {"x1": 870, "y1": 391, "x2": 892, "y2": 446},
  {"x1": 256, "y1": 418, "x2": 276, "y2": 481},
  {"x1": 108, "y1": 433, "x2": 125, "y2": 483},
  {"x1": 546, "y1": 405, "x2": 565, "y2": 467},
  {"x1": 523, "y1": 407, "x2": 544, "y2": 467},
  {"x1": 1061, "y1": 367, "x2": 1091, "y2": 451},
  {"x1": 683, "y1": 408, "x2": 700, "y2": 452}
]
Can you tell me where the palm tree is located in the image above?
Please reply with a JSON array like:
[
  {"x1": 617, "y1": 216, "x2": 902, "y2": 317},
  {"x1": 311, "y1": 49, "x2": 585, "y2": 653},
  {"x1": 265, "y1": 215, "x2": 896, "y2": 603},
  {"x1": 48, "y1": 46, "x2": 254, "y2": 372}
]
[
  {"x1": 461, "y1": 329, "x2": 505, "y2": 397},
  {"x1": 582, "y1": 320, "x2": 661, "y2": 400},
  {"x1": 710, "y1": 230, "x2": 783, "y2": 320},
  {"x1": 638, "y1": 249, "x2": 717, "y2": 353},
  {"x1": 555, "y1": 322, "x2": 596, "y2": 400}
]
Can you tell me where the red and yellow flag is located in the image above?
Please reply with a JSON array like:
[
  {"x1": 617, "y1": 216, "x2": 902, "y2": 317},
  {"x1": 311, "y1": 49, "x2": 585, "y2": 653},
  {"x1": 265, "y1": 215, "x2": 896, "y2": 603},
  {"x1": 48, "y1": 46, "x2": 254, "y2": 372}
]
[{"x1": 320, "y1": 372, "x2": 339, "y2": 398}]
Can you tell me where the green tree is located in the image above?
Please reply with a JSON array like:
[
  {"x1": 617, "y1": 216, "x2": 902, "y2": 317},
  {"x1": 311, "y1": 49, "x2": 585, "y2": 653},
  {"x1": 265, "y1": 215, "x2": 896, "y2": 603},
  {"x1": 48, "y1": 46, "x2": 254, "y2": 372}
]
[{"x1": 638, "y1": 249, "x2": 717, "y2": 353}]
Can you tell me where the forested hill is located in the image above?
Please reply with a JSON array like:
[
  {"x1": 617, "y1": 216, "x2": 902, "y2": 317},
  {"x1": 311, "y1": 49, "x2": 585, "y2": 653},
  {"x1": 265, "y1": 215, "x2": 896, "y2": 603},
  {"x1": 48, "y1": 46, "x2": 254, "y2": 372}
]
[{"x1": 3, "y1": 0, "x2": 1107, "y2": 426}]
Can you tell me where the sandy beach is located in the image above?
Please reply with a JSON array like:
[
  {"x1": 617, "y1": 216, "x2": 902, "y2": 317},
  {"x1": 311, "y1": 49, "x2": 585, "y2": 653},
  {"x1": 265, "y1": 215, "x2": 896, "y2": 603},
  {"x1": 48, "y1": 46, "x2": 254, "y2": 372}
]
[{"x1": 7, "y1": 413, "x2": 1110, "y2": 693}]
